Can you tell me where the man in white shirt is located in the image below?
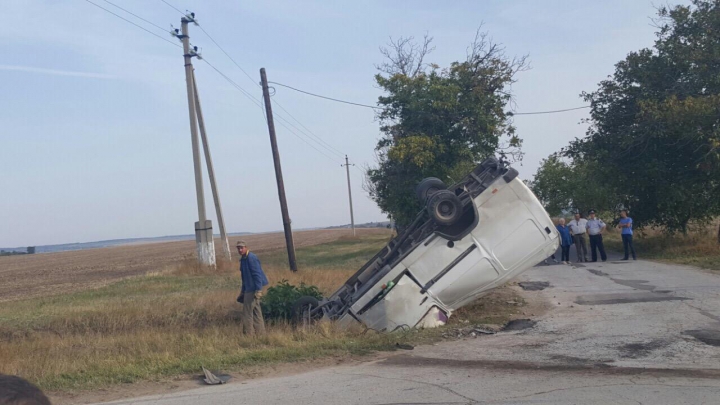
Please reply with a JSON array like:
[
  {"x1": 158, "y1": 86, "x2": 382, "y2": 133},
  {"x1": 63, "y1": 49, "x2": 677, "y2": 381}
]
[
  {"x1": 586, "y1": 209, "x2": 607, "y2": 262},
  {"x1": 568, "y1": 212, "x2": 589, "y2": 262}
]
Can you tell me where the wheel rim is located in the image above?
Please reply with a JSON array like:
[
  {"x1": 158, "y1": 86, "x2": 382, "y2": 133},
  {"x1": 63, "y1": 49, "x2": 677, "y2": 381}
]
[
  {"x1": 300, "y1": 304, "x2": 318, "y2": 326},
  {"x1": 436, "y1": 201, "x2": 456, "y2": 219}
]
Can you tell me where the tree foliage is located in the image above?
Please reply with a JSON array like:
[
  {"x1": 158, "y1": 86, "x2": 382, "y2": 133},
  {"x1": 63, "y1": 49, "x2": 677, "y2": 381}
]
[
  {"x1": 529, "y1": 154, "x2": 616, "y2": 217},
  {"x1": 366, "y1": 30, "x2": 527, "y2": 225},
  {"x1": 535, "y1": 0, "x2": 720, "y2": 233}
]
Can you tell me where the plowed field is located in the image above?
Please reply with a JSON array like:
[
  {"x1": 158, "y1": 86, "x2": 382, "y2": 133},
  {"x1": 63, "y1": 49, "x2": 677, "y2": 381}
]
[{"x1": 0, "y1": 228, "x2": 387, "y2": 302}]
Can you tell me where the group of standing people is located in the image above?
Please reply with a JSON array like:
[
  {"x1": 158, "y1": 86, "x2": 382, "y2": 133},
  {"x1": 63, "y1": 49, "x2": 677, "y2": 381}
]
[{"x1": 554, "y1": 209, "x2": 636, "y2": 264}]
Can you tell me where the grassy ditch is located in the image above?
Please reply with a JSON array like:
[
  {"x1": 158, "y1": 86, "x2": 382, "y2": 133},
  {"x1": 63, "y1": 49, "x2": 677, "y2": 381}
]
[
  {"x1": 0, "y1": 231, "x2": 524, "y2": 393},
  {"x1": 603, "y1": 221, "x2": 720, "y2": 270}
]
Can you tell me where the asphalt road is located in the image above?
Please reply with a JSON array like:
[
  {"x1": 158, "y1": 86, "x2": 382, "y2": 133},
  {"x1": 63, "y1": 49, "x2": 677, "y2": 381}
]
[{"x1": 98, "y1": 255, "x2": 720, "y2": 405}]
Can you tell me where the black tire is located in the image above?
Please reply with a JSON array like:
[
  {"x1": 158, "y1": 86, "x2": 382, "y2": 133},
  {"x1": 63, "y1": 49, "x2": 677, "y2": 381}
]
[
  {"x1": 480, "y1": 157, "x2": 500, "y2": 171},
  {"x1": 416, "y1": 177, "x2": 446, "y2": 203},
  {"x1": 426, "y1": 190, "x2": 463, "y2": 226},
  {"x1": 292, "y1": 296, "x2": 321, "y2": 325},
  {"x1": 503, "y1": 168, "x2": 519, "y2": 183}
]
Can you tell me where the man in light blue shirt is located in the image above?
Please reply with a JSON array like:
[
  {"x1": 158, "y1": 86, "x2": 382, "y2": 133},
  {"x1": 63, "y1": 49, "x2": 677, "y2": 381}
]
[
  {"x1": 586, "y1": 209, "x2": 607, "y2": 262},
  {"x1": 617, "y1": 209, "x2": 636, "y2": 260}
]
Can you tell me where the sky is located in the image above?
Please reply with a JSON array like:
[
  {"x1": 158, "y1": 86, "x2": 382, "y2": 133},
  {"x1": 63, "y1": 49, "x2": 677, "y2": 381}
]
[{"x1": 0, "y1": 0, "x2": 688, "y2": 247}]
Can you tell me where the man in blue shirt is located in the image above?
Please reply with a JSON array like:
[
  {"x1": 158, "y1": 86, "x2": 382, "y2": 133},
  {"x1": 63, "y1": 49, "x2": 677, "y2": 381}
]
[
  {"x1": 617, "y1": 210, "x2": 636, "y2": 260},
  {"x1": 236, "y1": 240, "x2": 269, "y2": 335}
]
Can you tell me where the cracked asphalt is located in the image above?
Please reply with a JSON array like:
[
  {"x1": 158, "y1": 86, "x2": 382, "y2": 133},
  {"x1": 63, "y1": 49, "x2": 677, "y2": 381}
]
[{"x1": 97, "y1": 256, "x2": 720, "y2": 405}]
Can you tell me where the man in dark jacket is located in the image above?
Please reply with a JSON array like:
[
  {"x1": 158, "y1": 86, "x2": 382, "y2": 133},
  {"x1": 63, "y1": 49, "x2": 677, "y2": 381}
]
[{"x1": 236, "y1": 240, "x2": 269, "y2": 335}]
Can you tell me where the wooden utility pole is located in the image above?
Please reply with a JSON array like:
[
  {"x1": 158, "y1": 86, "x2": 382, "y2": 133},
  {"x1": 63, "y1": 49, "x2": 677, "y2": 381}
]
[
  {"x1": 342, "y1": 155, "x2": 356, "y2": 237},
  {"x1": 259, "y1": 68, "x2": 298, "y2": 272},
  {"x1": 192, "y1": 71, "x2": 231, "y2": 262},
  {"x1": 180, "y1": 16, "x2": 215, "y2": 267}
]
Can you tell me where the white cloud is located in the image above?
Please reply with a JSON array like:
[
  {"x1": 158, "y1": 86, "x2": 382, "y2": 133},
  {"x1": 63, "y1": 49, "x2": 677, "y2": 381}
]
[{"x1": 0, "y1": 64, "x2": 116, "y2": 79}]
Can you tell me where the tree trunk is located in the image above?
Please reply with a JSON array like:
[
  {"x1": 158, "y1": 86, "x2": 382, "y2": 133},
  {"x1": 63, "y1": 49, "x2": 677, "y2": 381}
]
[{"x1": 717, "y1": 223, "x2": 720, "y2": 244}]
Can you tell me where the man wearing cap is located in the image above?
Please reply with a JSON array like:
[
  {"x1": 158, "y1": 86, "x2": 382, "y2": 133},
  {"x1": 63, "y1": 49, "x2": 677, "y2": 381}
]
[
  {"x1": 236, "y1": 240, "x2": 269, "y2": 335},
  {"x1": 586, "y1": 209, "x2": 607, "y2": 262},
  {"x1": 568, "y1": 212, "x2": 589, "y2": 262}
]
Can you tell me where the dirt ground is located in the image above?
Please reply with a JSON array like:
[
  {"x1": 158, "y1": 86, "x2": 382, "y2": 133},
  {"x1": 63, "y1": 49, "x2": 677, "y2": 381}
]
[{"x1": 0, "y1": 229, "x2": 387, "y2": 302}]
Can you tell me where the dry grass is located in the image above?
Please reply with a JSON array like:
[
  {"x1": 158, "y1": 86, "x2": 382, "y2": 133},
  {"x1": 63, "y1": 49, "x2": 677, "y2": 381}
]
[
  {"x1": 1, "y1": 319, "x2": 399, "y2": 391},
  {"x1": 0, "y1": 231, "x2": 381, "y2": 390},
  {"x1": 0, "y1": 229, "x2": 522, "y2": 393}
]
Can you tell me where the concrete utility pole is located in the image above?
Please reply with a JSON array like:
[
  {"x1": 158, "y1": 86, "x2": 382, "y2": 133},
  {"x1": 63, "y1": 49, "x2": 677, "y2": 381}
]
[
  {"x1": 180, "y1": 17, "x2": 215, "y2": 267},
  {"x1": 192, "y1": 71, "x2": 231, "y2": 262},
  {"x1": 342, "y1": 155, "x2": 356, "y2": 237},
  {"x1": 260, "y1": 68, "x2": 298, "y2": 272}
]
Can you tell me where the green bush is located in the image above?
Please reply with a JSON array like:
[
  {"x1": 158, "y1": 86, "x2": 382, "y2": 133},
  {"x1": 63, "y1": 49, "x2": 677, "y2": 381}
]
[{"x1": 261, "y1": 280, "x2": 323, "y2": 321}]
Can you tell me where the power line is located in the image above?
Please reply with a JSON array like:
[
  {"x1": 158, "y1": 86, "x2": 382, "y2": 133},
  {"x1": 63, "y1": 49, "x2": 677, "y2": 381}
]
[
  {"x1": 201, "y1": 59, "x2": 263, "y2": 108},
  {"x1": 270, "y1": 81, "x2": 595, "y2": 115},
  {"x1": 271, "y1": 102, "x2": 345, "y2": 158},
  {"x1": 353, "y1": 164, "x2": 366, "y2": 176},
  {"x1": 100, "y1": 0, "x2": 168, "y2": 34},
  {"x1": 270, "y1": 81, "x2": 382, "y2": 110},
  {"x1": 202, "y1": 59, "x2": 344, "y2": 163},
  {"x1": 196, "y1": 24, "x2": 258, "y2": 88},
  {"x1": 203, "y1": 58, "x2": 345, "y2": 158},
  {"x1": 83, "y1": 0, "x2": 181, "y2": 48},
  {"x1": 274, "y1": 118, "x2": 343, "y2": 165},
  {"x1": 100, "y1": 0, "x2": 345, "y2": 164},
  {"x1": 83, "y1": 0, "x2": 344, "y2": 167},
  {"x1": 189, "y1": 17, "x2": 347, "y2": 158},
  {"x1": 158, "y1": 2, "x2": 257, "y2": 91},
  {"x1": 159, "y1": 0, "x2": 185, "y2": 16},
  {"x1": 512, "y1": 106, "x2": 591, "y2": 115},
  {"x1": 85, "y1": 2, "x2": 258, "y2": 112},
  {"x1": 158, "y1": 2, "x2": 348, "y2": 160}
]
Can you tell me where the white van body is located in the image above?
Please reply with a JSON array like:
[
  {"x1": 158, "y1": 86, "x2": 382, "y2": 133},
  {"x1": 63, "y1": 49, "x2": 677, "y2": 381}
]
[{"x1": 301, "y1": 158, "x2": 558, "y2": 332}]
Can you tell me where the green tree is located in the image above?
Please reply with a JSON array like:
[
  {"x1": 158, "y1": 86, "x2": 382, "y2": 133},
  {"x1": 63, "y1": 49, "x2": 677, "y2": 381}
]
[
  {"x1": 529, "y1": 154, "x2": 616, "y2": 217},
  {"x1": 564, "y1": 0, "x2": 720, "y2": 233},
  {"x1": 366, "y1": 31, "x2": 527, "y2": 225}
]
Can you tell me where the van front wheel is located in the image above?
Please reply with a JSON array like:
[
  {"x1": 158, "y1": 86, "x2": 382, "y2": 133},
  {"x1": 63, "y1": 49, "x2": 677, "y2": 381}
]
[
  {"x1": 427, "y1": 190, "x2": 463, "y2": 226},
  {"x1": 292, "y1": 296, "x2": 321, "y2": 325}
]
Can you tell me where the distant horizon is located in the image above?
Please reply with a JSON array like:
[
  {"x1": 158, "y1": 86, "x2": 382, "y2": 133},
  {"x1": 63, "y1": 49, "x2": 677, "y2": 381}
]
[{"x1": 0, "y1": 220, "x2": 391, "y2": 251}]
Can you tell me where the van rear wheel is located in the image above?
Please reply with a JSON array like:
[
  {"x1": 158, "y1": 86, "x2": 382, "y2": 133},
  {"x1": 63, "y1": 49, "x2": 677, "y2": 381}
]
[
  {"x1": 416, "y1": 177, "x2": 446, "y2": 203},
  {"x1": 427, "y1": 190, "x2": 463, "y2": 226}
]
